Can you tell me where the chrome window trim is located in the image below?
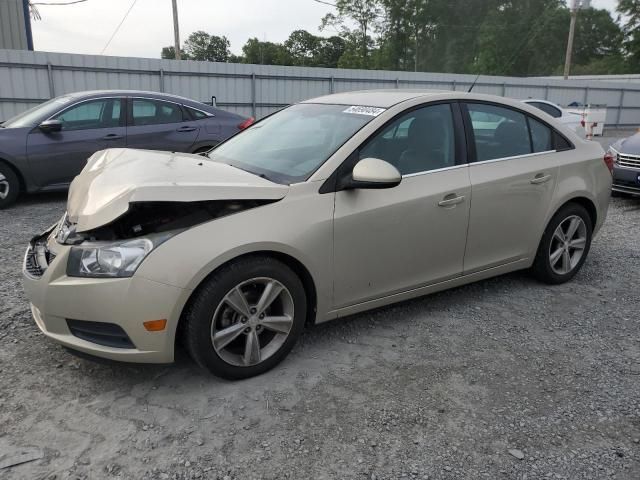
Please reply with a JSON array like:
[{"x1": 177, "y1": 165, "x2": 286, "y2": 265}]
[
  {"x1": 471, "y1": 150, "x2": 556, "y2": 166},
  {"x1": 402, "y1": 163, "x2": 468, "y2": 178},
  {"x1": 46, "y1": 96, "x2": 124, "y2": 122},
  {"x1": 184, "y1": 104, "x2": 215, "y2": 118}
]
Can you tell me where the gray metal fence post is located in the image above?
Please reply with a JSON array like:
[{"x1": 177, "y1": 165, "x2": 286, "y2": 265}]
[
  {"x1": 502, "y1": 83, "x2": 506, "y2": 97},
  {"x1": 46, "y1": 62, "x2": 55, "y2": 98},
  {"x1": 251, "y1": 73, "x2": 257, "y2": 118},
  {"x1": 330, "y1": 76, "x2": 335, "y2": 94},
  {"x1": 617, "y1": 89, "x2": 625, "y2": 127},
  {"x1": 452, "y1": 80, "x2": 456, "y2": 91},
  {"x1": 544, "y1": 85, "x2": 549, "y2": 100},
  {"x1": 584, "y1": 86, "x2": 590, "y2": 106},
  {"x1": 395, "y1": 78, "x2": 400, "y2": 89},
  {"x1": 159, "y1": 68, "x2": 165, "y2": 93}
]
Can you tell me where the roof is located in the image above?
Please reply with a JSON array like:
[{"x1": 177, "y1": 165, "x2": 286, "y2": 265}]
[
  {"x1": 63, "y1": 89, "x2": 210, "y2": 106},
  {"x1": 303, "y1": 89, "x2": 449, "y2": 108}
]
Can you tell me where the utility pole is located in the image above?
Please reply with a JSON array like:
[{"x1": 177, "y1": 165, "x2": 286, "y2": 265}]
[
  {"x1": 563, "y1": 0, "x2": 578, "y2": 79},
  {"x1": 171, "y1": 0, "x2": 181, "y2": 60}
]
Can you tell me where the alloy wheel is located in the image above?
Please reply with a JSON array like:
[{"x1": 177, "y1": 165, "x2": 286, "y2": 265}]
[
  {"x1": 211, "y1": 277, "x2": 295, "y2": 367},
  {"x1": 0, "y1": 173, "x2": 9, "y2": 200},
  {"x1": 548, "y1": 215, "x2": 587, "y2": 275}
]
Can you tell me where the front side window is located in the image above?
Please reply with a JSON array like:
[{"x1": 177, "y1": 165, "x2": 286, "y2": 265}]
[
  {"x1": 467, "y1": 103, "x2": 532, "y2": 161},
  {"x1": 52, "y1": 98, "x2": 123, "y2": 131},
  {"x1": 360, "y1": 103, "x2": 456, "y2": 175},
  {"x1": 132, "y1": 99, "x2": 184, "y2": 126},
  {"x1": 209, "y1": 103, "x2": 376, "y2": 184}
]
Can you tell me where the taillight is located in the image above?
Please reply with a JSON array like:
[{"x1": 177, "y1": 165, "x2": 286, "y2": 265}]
[
  {"x1": 603, "y1": 152, "x2": 615, "y2": 174},
  {"x1": 238, "y1": 117, "x2": 255, "y2": 130}
]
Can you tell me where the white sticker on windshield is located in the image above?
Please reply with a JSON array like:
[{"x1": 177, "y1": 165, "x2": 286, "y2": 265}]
[{"x1": 343, "y1": 105, "x2": 386, "y2": 117}]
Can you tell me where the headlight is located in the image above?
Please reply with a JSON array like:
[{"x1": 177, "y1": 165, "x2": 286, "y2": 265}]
[{"x1": 67, "y1": 234, "x2": 172, "y2": 278}]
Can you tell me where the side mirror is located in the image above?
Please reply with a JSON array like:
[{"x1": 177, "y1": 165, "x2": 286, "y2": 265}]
[
  {"x1": 38, "y1": 119, "x2": 63, "y2": 133},
  {"x1": 347, "y1": 158, "x2": 401, "y2": 190}
]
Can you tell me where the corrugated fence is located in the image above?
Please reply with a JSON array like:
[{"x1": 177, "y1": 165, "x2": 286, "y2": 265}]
[{"x1": 2, "y1": 49, "x2": 640, "y2": 127}]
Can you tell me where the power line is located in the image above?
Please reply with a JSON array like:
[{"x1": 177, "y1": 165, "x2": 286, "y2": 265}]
[
  {"x1": 31, "y1": 0, "x2": 87, "y2": 4},
  {"x1": 100, "y1": 0, "x2": 139, "y2": 55}
]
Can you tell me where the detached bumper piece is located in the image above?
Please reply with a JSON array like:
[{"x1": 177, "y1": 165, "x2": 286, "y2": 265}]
[{"x1": 66, "y1": 319, "x2": 136, "y2": 349}]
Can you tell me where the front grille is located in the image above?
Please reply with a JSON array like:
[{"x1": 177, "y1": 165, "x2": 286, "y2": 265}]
[
  {"x1": 24, "y1": 245, "x2": 56, "y2": 278},
  {"x1": 24, "y1": 248, "x2": 43, "y2": 277},
  {"x1": 617, "y1": 153, "x2": 640, "y2": 170},
  {"x1": 66, "y1": 319, "x2": 136, "y2": 349}
]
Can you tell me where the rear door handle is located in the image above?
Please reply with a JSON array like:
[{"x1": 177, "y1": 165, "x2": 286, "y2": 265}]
[
  {"x1": 176, "y1": 126, "x2": 197, "y2": 132},
  {"x1": 438, "y1": 194, "x2": 465, "y2": 207},
  {"x1": 530, "y1": 173, "x2": 552, "y2": 185},
  {"x1": 102, "y1": 133, "x2": 123, "y2": 140}
]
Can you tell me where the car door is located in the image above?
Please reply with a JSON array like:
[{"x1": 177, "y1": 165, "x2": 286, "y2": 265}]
[
  {"x1": 462, "y1": 102, "x2": 560, "y2": 273},
  {"x1": 26, "y1": 97, "x2": 126, "y2": 188},
  {"x1": 126, "y1": 97, "x2": 199, "y2": 152},
  {"x1": 332, "y1": 102, "x2": 471, "y2": 308}
]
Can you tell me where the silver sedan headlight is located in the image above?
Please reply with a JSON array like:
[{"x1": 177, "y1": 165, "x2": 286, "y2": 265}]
[{"x1": 66, "y1": 234, "x2": 173, "y2": 278}]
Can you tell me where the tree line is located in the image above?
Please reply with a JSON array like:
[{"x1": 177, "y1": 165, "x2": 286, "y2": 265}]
[{"x1": 161, "y1": 0, "x2": 640, "y2": 76}]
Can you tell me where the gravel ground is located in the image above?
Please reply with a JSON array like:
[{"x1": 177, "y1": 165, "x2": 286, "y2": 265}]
[{"x1": 1, "y1": 159, "x2": 640, "y2": 479}]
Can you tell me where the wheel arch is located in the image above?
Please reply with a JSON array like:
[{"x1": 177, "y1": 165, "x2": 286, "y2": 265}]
[
  {"x1": 0, "y1": 157, "x2": 26, "y2": 193},
  {"x1": 555, "y1": 196, "x2": 597, "y2": 228},
  {"x1": 175, "y1": 250, "x2": 319, "y2": 348}
]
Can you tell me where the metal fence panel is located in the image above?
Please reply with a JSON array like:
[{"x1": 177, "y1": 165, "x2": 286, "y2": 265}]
[{"x1": 1, "y1": 49, "x2": 640, "y2": 127}]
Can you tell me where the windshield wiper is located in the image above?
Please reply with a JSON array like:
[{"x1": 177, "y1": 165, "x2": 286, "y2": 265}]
[{"x1": 228, "y1": 163, "x2": 274, "y2": 183}]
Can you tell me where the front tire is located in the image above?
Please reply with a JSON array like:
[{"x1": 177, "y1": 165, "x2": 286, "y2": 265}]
[
  {"x1": 531, "y1": 203, "x2": 593, "y2": 284},
  {"x1": 183, "y1": 256, "x2": 306, "y2": 379},
  {"x1": 0, "y1": 163, "x2": 20, "y2": 209}
]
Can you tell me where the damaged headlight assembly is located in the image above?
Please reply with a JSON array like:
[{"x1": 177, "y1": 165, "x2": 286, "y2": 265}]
[{"x1": 66, "y1": 233, "x2": 175, "y2": 278}]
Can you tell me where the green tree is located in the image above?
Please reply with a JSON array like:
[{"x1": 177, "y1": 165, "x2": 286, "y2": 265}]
[
  {"x1": 160, "y1": 46, "x2": 189, "y2": 60},
  {"x1": 241, "y1": 38, "x2": 291, "y2": 65},
  {"x1": 285, "y1": 30, "x2": 321, "y2": 66},
  {"x1": 618, "y1": 0, "x2": 640, "y2": 68},
  {"x1": 183, "y1": 31, "x2": 231, "y2": 62},
  {"x1": 321, "y1": 0, "x2": 381, "y2": 68}
]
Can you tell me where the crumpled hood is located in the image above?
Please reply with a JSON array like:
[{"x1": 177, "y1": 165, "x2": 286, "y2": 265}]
[{"x1": 67, "y1": 148, "x2": 289, "y2": 232}]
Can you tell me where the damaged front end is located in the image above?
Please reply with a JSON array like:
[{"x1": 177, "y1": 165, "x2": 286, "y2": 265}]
[{"x1": 46, "y1": 200, "x2": 272, "y2": 279}]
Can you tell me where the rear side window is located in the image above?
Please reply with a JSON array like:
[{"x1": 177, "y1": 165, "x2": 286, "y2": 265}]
[
  {"x1": 528, "y1": 117, "x2": 553, "y2": 152},
  {"x1": 185, "y1": 106, "x2": 210, "y2": 120},
  {"x1": 131, "y1": 99, "x2": 184, "y2": 126},
  {"x1": 467, "y1": 103, "x2": 531, "y2": 161},
  {"x1": 554, "y1": 131, "x2": 573, "y2": 151}
]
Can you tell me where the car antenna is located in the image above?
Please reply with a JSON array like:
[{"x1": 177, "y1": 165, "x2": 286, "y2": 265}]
[{"x1": 467, "y1": 73, "x2": 481, "y2": 93}]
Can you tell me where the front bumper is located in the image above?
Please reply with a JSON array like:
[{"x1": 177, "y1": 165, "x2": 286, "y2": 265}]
[
  {"x1": 22, "y1": 239, "x2": 190, "y2": 364},
  {"x1": 612, "y1": 164, "x2": 640, "y2": 195}
]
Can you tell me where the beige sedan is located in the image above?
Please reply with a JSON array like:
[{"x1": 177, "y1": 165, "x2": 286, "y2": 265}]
[{"x1": 23, "y1": 90, "x2": 612, "y2": 379}]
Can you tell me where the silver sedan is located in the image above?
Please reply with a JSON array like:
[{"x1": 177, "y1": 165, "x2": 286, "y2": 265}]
[{"x1": 23, "y1": 90, "x2": 612, "y2": 379}]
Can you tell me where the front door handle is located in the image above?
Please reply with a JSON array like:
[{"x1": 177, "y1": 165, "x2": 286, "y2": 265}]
[
  {"x1": 530, "y1": 173, "x2": 552, "y2": 185},
  {"x1": 438, "y1": 194, "x2": 465, "y2": 207},
  {"x1": 176, "y1": 126, "x2": 197, "y2": 132},
  {"x1": 102, "y1": 133, "x2": 123, "y2": 140}
]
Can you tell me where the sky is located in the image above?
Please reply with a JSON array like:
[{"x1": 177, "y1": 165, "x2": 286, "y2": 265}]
[{"x1": 30, "y1": 0, "x2": 620, "y2": 59}]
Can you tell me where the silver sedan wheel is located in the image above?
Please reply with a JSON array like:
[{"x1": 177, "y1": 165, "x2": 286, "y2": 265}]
[
  {"x1": 549, "y1": 215, "x2": 587, "y2": 275},
  {"x1": 0, "y1": 173, "x2": 9, "y2": 200},
  {"x1": 211, "y1": 277, "x2": 295, "y2": 367}
]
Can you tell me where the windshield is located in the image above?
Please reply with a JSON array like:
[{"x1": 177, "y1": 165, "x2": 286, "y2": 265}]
[
  {"x1": 2, "y1": 96, "x2": 74, "y2": 128},
  {"x1": 208, "y1": 103, "x2": 382, "y2": 184}
]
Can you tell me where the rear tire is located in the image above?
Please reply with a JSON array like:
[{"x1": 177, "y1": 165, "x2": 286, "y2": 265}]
[
  {"x1": 183, "y1": 256, "x2": 306, "y2": 379},
  {"x1": 0, "y1": 162, "x2": 20, "y2": 209},
  {"x1": 531, "y1": 203, "x2": 593, "y2": 284}
]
